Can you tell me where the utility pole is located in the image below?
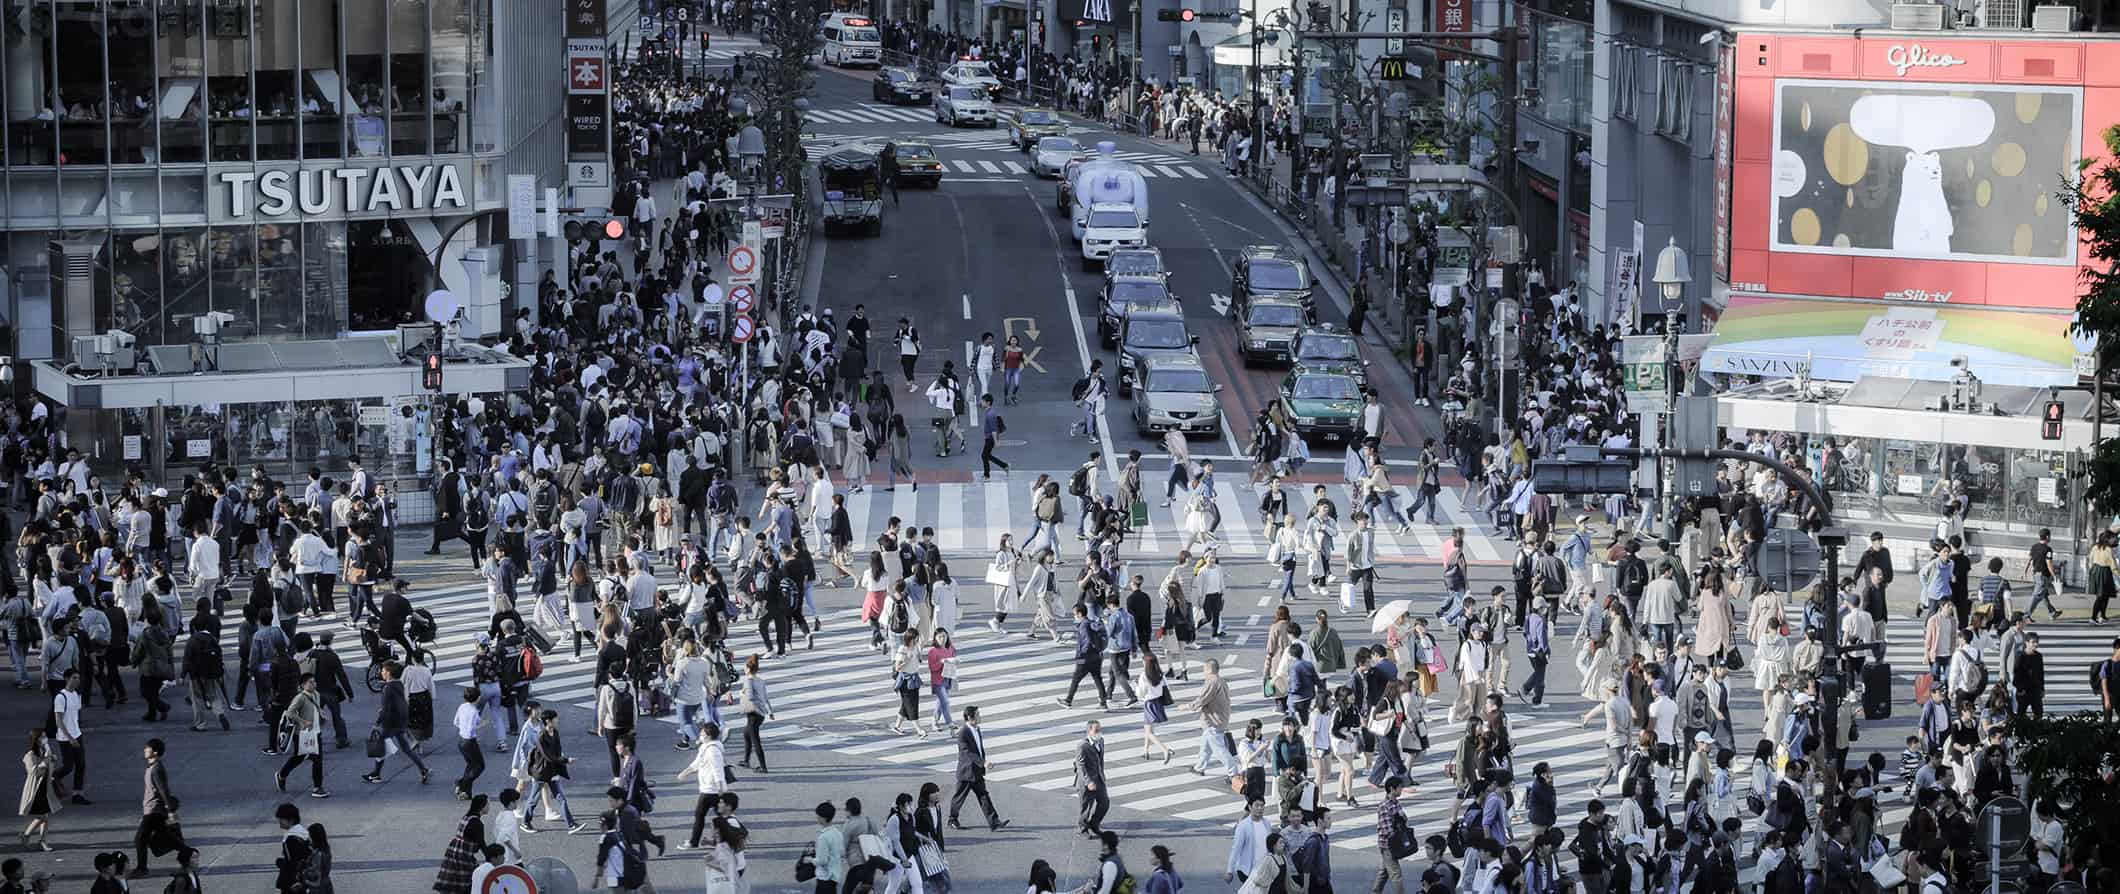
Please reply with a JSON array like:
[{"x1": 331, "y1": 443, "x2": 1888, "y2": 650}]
[
  {"x1": 1250, "y1": 0, "x2": 1261, "y2": 187},
  {"x1": 1495, "y1": 25, "x2": 1521, "y2": 427}
]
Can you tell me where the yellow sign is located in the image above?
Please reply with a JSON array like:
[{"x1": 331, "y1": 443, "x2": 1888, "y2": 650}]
[{"x1": 1379, "y1": 56, "x2": 1415, "y2": 81}]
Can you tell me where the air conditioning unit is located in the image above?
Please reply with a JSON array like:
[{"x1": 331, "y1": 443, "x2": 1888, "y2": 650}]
[
  {"x1": 2031, "y1": 4, "x2": 2077, "y2": 29},
  {"x1": 1891, "y1": 2, "x2": 1950, "y2": 29},
  {"x1": 1979, "y1": 0, "x2": 2026, "y2": 27}
]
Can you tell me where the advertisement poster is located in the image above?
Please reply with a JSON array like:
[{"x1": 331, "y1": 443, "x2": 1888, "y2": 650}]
[{"x1": 1768, "y1": 80, "x2": 2080, "y2": 263}]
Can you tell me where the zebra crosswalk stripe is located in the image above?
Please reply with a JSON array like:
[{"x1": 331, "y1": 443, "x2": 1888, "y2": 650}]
[{"x1": 836, "y1": 479, "x2": 1509, "y2": 562}]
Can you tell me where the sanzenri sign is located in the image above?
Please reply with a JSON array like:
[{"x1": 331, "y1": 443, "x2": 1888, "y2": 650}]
[{"x1": 210, "y1": 162, "x2": 473, "y2": 224}]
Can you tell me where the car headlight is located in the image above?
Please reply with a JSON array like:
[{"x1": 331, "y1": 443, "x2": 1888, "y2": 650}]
[{"x1": 1249, "y1": 339, "x2": 1268, "y2": 349}]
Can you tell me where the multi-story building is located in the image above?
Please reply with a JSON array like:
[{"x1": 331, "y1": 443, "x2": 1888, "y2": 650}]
[{"x1": 0, "y1": 0, "x2": 562, "y2": 485}]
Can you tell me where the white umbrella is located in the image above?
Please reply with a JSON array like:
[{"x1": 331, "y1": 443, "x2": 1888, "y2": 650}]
[{"x1": 1370, "y1": 599, "x2": 1414, "y2": 633}]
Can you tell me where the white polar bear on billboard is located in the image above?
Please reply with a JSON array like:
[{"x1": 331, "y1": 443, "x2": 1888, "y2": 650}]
[{"x1": 1849, "y1": 93, "x2": 1996, "y2": 256}]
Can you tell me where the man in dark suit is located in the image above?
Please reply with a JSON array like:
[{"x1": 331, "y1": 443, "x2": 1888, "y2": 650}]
[
  {"x1": 1074, "y1": 720, "x2": 1108, "y2": 837},
  {"x1": 426, "y1": 461, "x2": 464, "y2": 555},
  {"x1": 309, "y1": 632, "x2": 355, "y2": 749},
  {"x1": 948, "y1": 707, "x2": 1009, "y2": 832}
]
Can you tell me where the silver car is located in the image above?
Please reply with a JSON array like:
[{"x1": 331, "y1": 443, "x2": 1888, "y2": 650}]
[
  {"x1": 934, "y1": 86, "x2": 996, "y2": 127},
  {"x1": 1132, "y1": 354, "x2": 1223, "y2": 436},
  {"x1": 1032, "y1": 136, "x2": 1085, "y2": 178}
]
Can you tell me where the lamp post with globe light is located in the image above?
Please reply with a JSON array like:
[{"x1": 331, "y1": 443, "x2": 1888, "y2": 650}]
[{"x1": 1649, "y1": 236, "x2": 1689, "y2": 540}]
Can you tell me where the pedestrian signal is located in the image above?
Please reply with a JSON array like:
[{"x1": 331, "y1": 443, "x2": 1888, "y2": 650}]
[
  {"x1": 423, "y1": 352, "x2": 444, "y2": 391},
  {"x1": 2042, "y1": 399, "x2": 2064, "y2": 441}
]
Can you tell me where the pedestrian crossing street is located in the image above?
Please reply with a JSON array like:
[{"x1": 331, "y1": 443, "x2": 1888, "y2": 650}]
[
  {"x1": 828, "y1": 475, "x2": 1507, "y2": 563},
  {"x1": 799, "y1": 118, "x2": 1211, "y2": 180},
  {"x1": 1877, "y1": 616, "x2": 2111, "y2": 713},
  {"x1": 274, "y1": 561, "x2": 2120, "y2": 859}
]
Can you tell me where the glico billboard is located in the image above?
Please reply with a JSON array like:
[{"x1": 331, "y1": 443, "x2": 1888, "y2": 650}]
[{"x1": 1728, "y1": 34, "x2": 2120, "y2": 309}]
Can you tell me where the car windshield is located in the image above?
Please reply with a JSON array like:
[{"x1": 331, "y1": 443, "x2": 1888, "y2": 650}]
[
  {"x1": 1108, "y1": 282, "x2": 1167, "y2": 304},
  {"x1": 1148, "y1": 369, "x2": 1214, "y2": 393},
  {"x1": 1248, "y1": 259, "x2": 1307, "y2": 291},
  {"x1": 1248, "y1": 304, "x2": 1303, "y2": 327},
  {"x1": 1298, "y1": 335, "x2": 1357, "y2": 361},
  {"x1": 950, "y1": 87, "x2": 982, "y2": 101},
  {"x1": 1109, "y1": 253, "x2": 1162, "y2": 276},
  {"x1": 896, "y1": 144, "x2": 934, "y2": 158},
  {"x1": 1291, "y1": 375, "x2": 1357, "y2": 401},
  {"x1": 845, "y1": 27, "x2": 879, "y2": 41},
  {"x1": 1087, "y1": 209, "x2": 1140, "y2": 228},
  {"x1": 1126, "y1": 320, "x2": 1191, "y2": 350},
  {"x1": 1037, "y1": 137, "x2": 1079, "y2": 153},
  {"x1": 1020, "y1": 110, "x2": 1058, "y2": 125},
  {"x1": 953, "y1": 65, "x2": 990, "y2": 80}
]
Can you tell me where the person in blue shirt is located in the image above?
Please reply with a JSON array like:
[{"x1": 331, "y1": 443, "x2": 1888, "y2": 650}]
[
  {"x1": 1103, "y1": 598, "x2": 1139, "y2": 706},
  {"x1": 1285, "y1": 642, "x2": 1322, "y2": 725}
]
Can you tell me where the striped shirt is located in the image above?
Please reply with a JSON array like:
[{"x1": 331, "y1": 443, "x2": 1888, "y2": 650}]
[{"x1": 1978, "y1": 574, "x2": 2010, "y2": 606}]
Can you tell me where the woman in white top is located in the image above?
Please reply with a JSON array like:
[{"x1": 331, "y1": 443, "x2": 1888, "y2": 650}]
[
  {"x1": 929, "y1": 560, "x2": 960, "y2": 638},
  {"x1": 987, "y1": 534, "x2": 1022, "y2": 634},
  {"x1": 1451, "y1": 627, "x2": 1491, "y2": 724},
  {"x1": 1023, "y1": 551, "x2": 1063, "y2": 642},
  {"x1": 704, "y1": 816, "x2": 750, "y2": 894},
  {"x1": 1269, "y1": 515, "x2": 1302, "y2": 604},
  {"x1": 669, "y1": 639, "x2": 711, "y2": 750}
]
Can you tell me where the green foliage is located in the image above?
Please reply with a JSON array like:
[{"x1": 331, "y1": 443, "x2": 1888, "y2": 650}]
[
  {"x1": 2005, "y1": 713, "x2": 2120, "y2": 869},
  {"x1": 2059, "y1": 124, "x2": 2120, "y2": 515}
]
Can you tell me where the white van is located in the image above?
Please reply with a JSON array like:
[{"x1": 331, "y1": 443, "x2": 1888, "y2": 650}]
[{"x1": 820, "y1": 14, "x2": 882, "y2": 68}]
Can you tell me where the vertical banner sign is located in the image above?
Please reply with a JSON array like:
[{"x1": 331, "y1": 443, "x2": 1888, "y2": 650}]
[
  {"x1": 565, "y1": 0, "x2": 607, "y2": 37},
  {"x1": 567, "y1": 95, "x2": 610, "y2": 155},
  {"x1": 1712, "y1": 38, "x2": 1735, "y2": 285},
  {"x1": 1385, "y1": 7, "x2": 1405, "y2": 55},
  {"x1": 1435, "y1": 0, "x2": 1471, "y2": 34},
  {"x1": 507, "y1": 175, "x2": 538, "y2": 237}
]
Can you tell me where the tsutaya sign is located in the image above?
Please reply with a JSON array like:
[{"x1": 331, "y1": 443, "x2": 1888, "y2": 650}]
[{"x1": 209, "y1": 162, "x2": 473, "y2": 224}]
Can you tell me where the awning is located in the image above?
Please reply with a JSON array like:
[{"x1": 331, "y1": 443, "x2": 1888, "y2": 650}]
[{"x1": 1701, "y1": 294, "x2": 2083, "y2": 388}]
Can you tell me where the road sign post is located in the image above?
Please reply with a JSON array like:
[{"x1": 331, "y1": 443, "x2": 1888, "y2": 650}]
[{"x1": 726, "y1": 242, "x2": 760, "y2": 286}]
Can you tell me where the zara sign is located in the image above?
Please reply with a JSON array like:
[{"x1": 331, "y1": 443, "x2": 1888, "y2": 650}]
[{"x1": 210, "y1": 162, "x2": 473, "y2": 224}]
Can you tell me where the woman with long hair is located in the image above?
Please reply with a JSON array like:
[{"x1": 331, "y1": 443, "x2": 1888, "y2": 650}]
[
  {"x1": 433, "y1": 794, "x2": 490, "y2": 894},
  {"x1": 930, "y1": 559, "x2": 960, "y2": 638},
  {"x1": 926, "y1": 629, "x2": 959, "y2": 734},
  {"x1": 1023, "y1": 550, "x2": 1063, "y2": 641},
  {"x1": 884, "y1": 414, "x2": 916, "y2": 493},
  {"x1": 566, "y1": 560, "x2": 598, "y2": 660},
  {"x1": 987, "y1": 533, "x2": 1022, "y2": 634},
  {"x1": 736, "y1": 653, "x2": 773, "y2": 773},
  {"x1": 17, "y1": 729, "x2": 57, "y2": 850},
  {"x1": 1327, "y1": 685, "x2": 1362, "y2": 806},
  {"x1": 888, "y1": 629, "x2": 926, "y2": 738},
  {"x1": 1160, "y1": 580, "x2": 1194, "y2": 681},
  {"x1": 306, "y1": 823, "x2": 335, "y2": 894},
  {"x1": 1138, "y1": 653, "x2": 1175, "y2": 764},
  {"x1": 860, "y1": 552, "x2": 892, "y2": 651}
]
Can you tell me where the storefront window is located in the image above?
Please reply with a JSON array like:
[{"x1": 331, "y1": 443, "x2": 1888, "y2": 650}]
[
  {"x1": 205, "y1": 0, "x2": 253, "y2": 162},
  {"x1": 110, "y1": 229, "x2": 161, "y2": 343},
  {"x1": 206, "y1": 224, "x2": 256, "y2": 338},
  {"x1": 469, "y1": 0, "x2": 494, "y2": 153},
  {"x1": 159, "y1": 0, "x2": 206, "y2": 164},
  {"x1": 1531, "y1": 14, "x2": 1591, "y2": 132},
  {"x1": 2008, "y1": 450, "x2": 2071, "y2": 529},
  {"x1": 54, "y1": 0, "x2": 110, "y2": 166},
  {"x1": 299, "y1": 0, "x2": 342, "y2": 159},
  {"x1": 390, "y1": 0, "x2": 430, "y2": 156},
  {"x1": 255, "y1": 224, "x2": 302, "y2": 338},
  {"x1": 303, "y1": 221, "x2": 348, "y2": 339},
  {"x1": 345, "y1": 1, "x2": 386, "y2": 158},
  {"x1": 254, "y1": 0, "x2": 298, "y2": 161},
  {"x1": 108, "y1": 5, "x2": 155, "y2": 165},
  {"x1": 431, "y1": 0, "x2": 471, "y2": 155},
  {"x1": 346, "y1": 218, "x2": 427, "y2": 332},
  {"x1": 160, "y1": 227, "x2": 208, "y2": 342},
  {"x1": 160, "y1": 170, "x2": 207, "y2": 218}
]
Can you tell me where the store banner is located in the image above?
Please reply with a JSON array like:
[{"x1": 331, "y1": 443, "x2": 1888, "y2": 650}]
[
  {"x1": 1058, "y1": 0, "x2": 1133, "y2": 26},
  {"x1": 1700, "y1": 295, "x2": 2080, "y2": 387},
  {"x1": 568, "y1": 94, "x2": 609, "y2": 155}
]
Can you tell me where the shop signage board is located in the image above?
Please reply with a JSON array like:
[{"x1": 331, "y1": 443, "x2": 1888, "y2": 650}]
[
  {"x1": 507, "y1": 175, "x2": 538, "y2": 237},
  {"x1": 565, "y1": 0, "x2": 606, "y2": 37},
  {"x1": 210, "y1": 163, "x2": 471, "y2": 224},
  {"x1": 568, "y1": 38, "x2": 608, "y2": 94},
  {"x1": 567, "y1": 94, "x2": 609, "y2": 155},
  {"x1": 186, "y1": 438, "x2": 211, "y2": 458},
  {"x1": 568, "y1": 161, "x2": 609, "y2": 188},
  {"x1": 122, "y1": 436, "x2": 142, "y2": 461}
]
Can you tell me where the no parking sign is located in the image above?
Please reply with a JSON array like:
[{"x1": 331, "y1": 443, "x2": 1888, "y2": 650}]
[
  {"x1": 727, "y1": 243, "x2": 759, "y2": 285},
  {"x1": 729, "y1": 313, "x2": 756, "y2": 343},
  {"x1": 728, "y1": 285, "x2": 755, "y2": 314}
]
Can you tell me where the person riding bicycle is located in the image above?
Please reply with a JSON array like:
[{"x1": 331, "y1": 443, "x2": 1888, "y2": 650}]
[{"x1": 376, "y1": 578, "x2": 418, "y2": 663}]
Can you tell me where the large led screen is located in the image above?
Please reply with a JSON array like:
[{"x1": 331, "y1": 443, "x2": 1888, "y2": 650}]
[{"x1": 1767, "y1": 80, "x2": 2081, "y2": 265}]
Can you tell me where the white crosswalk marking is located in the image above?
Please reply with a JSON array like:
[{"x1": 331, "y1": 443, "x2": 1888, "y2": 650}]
[
  {"x1": 977, "y1": 160, "x2": 1002, "y2": 174},
  {"x1": 1182, "y1": 167, "x2": 1209, "y2": 179},
  {"x1": 1002, "y1": 160, "x2": 1027, "y2": 176},
  {"x1": 1138, "y1": 167, "x2": 1160, "y2": 178},
  {"x1": 1154, "y1": 165, "x2": 1184, "y2": 178},
  {"x1": 834, "y1": 476, "x2": 1509, "y2": 563},
  {"x1": 952, "y1": 159, "x2": 978, "y2": 173}
]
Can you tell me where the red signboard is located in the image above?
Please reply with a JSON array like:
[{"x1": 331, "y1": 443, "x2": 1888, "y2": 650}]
[
  {"x1": 568, "y1": 52, "x2": 606, "y2": 93},
  {"x1": 1728, "y1": 33, "x2": 2110, "y2": 309},
  {"x1": 1435, "y1": 0, "x2": 1471, "y2": 33}
]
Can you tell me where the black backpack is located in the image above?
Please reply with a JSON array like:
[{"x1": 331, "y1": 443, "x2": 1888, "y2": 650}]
[
  {"x1": 1071, "y1": 377, "x2": 1091, "y2": 401},
  {"x1": 1083, "y1": 618, "x2": 1108, "y2": 653},
  {"x1": 1068, "y1": 466, "x2": 1090, "y2": 497},
  {"x1": 887, "y1": 597, "x2": 910, "y2": 634}
]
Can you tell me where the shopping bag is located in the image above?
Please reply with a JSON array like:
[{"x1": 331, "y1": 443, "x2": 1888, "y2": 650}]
[
  {"x1": 1339, "y1": 581, "x2": 1355, "y2": 610},
  {"x1": 1868, "y1": 854, "x2": 1906, "y2": 889},
  {"x1": 983, "y1": 563, "x2": 1012, "y2": 587},
  {"x1": 1130, "y1": 499, "x2": 1148, "y2": 528},
  {"x1": 1913, "y1": 673, "x2": 1934, "y2": 705}
]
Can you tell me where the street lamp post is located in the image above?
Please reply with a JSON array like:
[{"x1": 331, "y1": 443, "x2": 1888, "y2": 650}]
[{"x1": 1650, "y1": 236, "x2": 1690, "y2": 542}]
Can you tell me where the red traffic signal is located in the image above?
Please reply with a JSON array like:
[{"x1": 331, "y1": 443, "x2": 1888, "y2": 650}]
[
  {"x1": 422, "y1": 352, "x2": 444, "y2": 391},
  {"x1": 1157, "y1": 8, "x2": 1196, "y2": 21},
  {"x1": 603, "y1": 218, "x2": 627, "y2": 240},
  {"x1": 2041, "y1": 399, "x2": 2064, "y2": 441}
]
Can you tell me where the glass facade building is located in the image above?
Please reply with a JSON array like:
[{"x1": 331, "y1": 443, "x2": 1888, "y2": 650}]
[
  {"x1": 2, "y1": 0, "x2": 565, "y2": 362},
  {"x1": 1, "y1": 0, "x2": 562, "y2": 488}
]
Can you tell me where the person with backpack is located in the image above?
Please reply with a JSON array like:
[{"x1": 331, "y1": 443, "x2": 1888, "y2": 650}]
[{"x1": 181, "y1": 626, "x2": 231, "y2": 732}]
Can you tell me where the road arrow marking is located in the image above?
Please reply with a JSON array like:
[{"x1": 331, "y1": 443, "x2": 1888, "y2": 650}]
[
  {"x1": 1210, "y1": 292, "x2": 1232, "y2": 316},
  {"x1": 1003, "y1": 316, "x2": 1042, "y2": 340}
]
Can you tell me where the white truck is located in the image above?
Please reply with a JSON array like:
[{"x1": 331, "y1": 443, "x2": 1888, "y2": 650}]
[{"x1": 1064, "y1": 142, "x2": 1149, "y2": 243}]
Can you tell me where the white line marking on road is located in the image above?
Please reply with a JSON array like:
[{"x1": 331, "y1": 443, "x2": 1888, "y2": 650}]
[
  {"x1": 978, "y1": 160, "x2": 1002, "y2": 173},
  {"x1": 1002, "y1": 161, "x2": 1027, "y2": 175},
  {"x1": 1024, "y1": 185, "x2": 1120, "y2": 482},
  {"x1": 1183, "y1": 167, "x2": 1209, "y2": 179},
  {"x1": 953, "y1": 159, "x2": 977, "y2": 172},
  {"x1": 963, "y1": 296, "x2": 972, "y2": 320},
  {"x1": 1155, "y1": 165, "x2": 1184, "y2": 178}
]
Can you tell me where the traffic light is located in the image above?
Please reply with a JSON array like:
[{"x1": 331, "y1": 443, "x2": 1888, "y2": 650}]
[
  {"x1": 1157, "y1": 8, "x2": 1196, "y2": 21},
  {"x1": 602, "y1": 218, "x2": 627, "y2": 240},
  {"x1": 2042, "y1": 399, "x2": 2065, "y2": 440},
  {"x1": 422, "y1": 352, "x2": 444, "y2": 392}
]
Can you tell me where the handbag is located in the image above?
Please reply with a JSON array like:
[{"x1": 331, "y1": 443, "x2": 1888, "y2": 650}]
[
  {"x1": 918, "y1": 839, "x2": 948, "y2": 874},
  {"x1": 298, "y1": 728, "x2": 321, "y2": 756},
  {"x1": 795, "y1": 844, "x2": 818, "y2": 882},
  {"x1": 365, "y1": 727, "x2": 387, "y2": 759},
  {"x1": 829, "y1": 410, "x2": 851, "y2": 429},
  {"x1": 1266, "y1": 543, "x2": 1284, "y2": 565},
  {"x1": 703, "y1": 867, "x2": 737, "y2": 894},
  {"x1": 1339, "y1": 581, "x2": 1355, "y2": 610},
  {"x1": 858, "y1": 834, "x2": 888, "y2": 860},
  {"x1": 1868, "y1": 854, "x2": 1906, "y2": 889},
  {"x1": 983, "y1": 563, "x2": 1012, "y2": 587},
  {"x1": 1365, "y1": 713, "x2": 1396, "y2": 738},
  {"x1": 1229, "y1": 774, "x2": 1246, "y2": 794}
]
